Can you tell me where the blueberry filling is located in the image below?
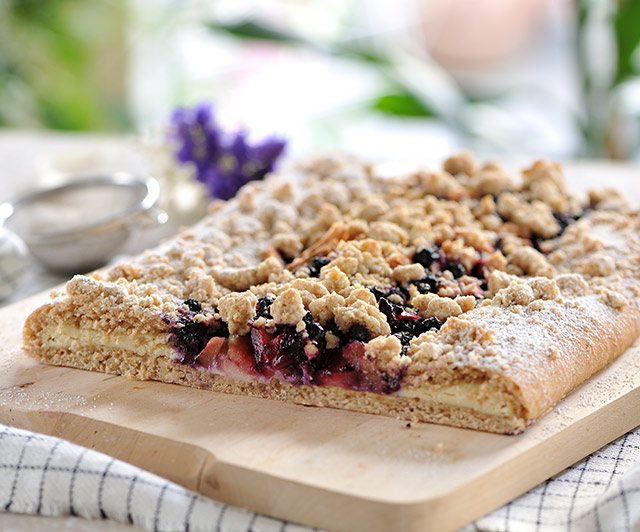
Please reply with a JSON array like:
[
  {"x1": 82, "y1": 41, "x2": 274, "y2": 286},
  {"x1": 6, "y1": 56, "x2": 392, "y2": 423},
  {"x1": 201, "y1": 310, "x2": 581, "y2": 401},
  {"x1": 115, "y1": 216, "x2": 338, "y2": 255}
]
[
  {"x1": 393, "y1": 331, "x2": 414, "y2": 346},
  {"x1": 169, "y1": 243, "x2": 491, "y2": 395},
  {"x1": 393, "y1": 331, "x2": 414, "y2": 356},
  {"x1": 169, "y1": 309, "x2": 407, "y2": 394}
]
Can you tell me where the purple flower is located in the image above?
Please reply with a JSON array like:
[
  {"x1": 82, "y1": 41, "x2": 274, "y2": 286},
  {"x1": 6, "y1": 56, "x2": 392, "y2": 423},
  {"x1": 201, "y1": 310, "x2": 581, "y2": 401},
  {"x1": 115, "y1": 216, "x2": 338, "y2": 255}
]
[{"x1": 169, "y1": 102, "x2": 286, "y2": 200}]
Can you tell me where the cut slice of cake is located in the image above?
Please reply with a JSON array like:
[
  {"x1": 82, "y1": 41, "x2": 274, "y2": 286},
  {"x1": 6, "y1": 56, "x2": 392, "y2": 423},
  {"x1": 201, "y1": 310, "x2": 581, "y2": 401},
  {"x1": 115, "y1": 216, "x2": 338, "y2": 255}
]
[{"x1": 23, "y1": 153, "x2": 640, "y2": 434}]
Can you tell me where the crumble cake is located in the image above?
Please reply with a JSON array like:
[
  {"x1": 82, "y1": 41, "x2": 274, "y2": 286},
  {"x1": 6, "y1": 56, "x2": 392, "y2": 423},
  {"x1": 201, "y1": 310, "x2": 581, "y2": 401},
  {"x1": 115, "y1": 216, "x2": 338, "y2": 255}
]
[{"x1": 23, "y1": 152, "x2": 640, "y2": 433}]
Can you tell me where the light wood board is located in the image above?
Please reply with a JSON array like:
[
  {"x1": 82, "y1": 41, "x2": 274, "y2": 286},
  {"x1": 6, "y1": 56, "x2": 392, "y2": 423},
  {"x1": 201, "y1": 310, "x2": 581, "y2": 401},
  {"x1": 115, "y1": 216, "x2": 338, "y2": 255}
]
[{"x1": 2, "y1": 163, "x2": 640, "y2": 532}]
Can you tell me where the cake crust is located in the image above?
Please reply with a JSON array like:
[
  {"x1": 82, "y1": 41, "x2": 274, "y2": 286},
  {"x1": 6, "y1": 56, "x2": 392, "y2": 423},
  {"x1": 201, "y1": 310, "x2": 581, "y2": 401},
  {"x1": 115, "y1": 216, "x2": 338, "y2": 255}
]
[{"x1": 23, "y1": 153, "x2": 640, "y2": 434}]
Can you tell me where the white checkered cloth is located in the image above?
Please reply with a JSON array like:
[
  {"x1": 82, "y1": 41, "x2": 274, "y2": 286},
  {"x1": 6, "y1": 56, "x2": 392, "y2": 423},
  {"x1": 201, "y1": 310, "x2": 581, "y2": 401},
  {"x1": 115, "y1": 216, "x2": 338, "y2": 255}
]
[{"x1": 1, "y1": 424, "x2": 640, "y2": 532}]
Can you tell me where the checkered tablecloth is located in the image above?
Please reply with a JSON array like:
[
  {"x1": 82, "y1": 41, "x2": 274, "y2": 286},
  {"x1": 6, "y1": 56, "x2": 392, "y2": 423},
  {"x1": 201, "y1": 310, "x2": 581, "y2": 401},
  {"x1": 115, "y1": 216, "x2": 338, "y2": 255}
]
[{"x1": 2, "y1": 423, "x2": 640, "y2": 531}]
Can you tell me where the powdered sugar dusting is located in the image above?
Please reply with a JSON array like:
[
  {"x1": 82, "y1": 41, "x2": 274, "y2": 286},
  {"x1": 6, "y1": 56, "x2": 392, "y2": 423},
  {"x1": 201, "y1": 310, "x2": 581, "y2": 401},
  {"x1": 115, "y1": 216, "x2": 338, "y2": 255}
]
[{"x1": 0, "y1": 386, "x2": 89, "y2": 410}]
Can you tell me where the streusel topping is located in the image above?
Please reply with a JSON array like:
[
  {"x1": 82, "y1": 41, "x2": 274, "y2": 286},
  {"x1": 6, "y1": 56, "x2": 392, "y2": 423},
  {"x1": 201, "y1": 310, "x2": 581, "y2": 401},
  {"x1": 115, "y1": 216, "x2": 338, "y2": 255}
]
[{"x1": 56, "y1": 152, "x2": 639, "y2": 382}]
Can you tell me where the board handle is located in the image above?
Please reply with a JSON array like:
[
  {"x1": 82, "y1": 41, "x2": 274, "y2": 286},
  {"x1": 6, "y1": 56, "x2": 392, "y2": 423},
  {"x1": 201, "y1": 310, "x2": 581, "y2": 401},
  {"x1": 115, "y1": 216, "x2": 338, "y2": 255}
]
[{"x1": 5, "y1": 409, "x2": 216, "y2": 493}]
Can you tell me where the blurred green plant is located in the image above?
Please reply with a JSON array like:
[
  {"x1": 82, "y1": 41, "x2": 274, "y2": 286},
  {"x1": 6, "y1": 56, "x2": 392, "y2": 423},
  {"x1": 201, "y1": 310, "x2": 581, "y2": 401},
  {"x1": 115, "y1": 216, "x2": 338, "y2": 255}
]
[
  {"x1": 0, "y1": 0, "x2": 131, "y2": 131},
  {"x1": 206, "y1": 18, "x2": 441, "y2": 121},
  {"x1": 577, "y1": 0, "x2": 640, "y2": 158},
  {"x1": 208, "y1": 2, "x2": 640, "y2": 159}
]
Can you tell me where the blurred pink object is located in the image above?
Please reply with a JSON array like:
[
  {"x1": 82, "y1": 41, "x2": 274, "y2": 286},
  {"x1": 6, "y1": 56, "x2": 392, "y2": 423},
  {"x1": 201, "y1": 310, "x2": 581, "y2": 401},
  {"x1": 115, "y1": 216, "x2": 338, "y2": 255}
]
[{"x1": 418, "y1": 0, "x2": 549, "y2": 67}]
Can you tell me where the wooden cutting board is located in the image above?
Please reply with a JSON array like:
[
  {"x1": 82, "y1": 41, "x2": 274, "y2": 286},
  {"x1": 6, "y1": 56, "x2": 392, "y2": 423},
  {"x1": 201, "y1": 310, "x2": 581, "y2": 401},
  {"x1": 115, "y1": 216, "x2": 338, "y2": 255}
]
[
  {"x1": 1, "y1": 293, "x2": 640, "y2": 532},
  {"x1": 2, "y1": 163, "x2": 640, "y2": 532}
]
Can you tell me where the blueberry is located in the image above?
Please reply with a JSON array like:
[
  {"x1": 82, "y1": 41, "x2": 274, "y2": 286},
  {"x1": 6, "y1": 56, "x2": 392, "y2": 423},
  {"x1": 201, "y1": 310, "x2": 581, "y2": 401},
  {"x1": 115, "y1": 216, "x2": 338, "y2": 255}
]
[
  {"x1": 387, "y1": 285, "x2": 409, "y2": 301},
  {"x1": 369, "y1": 286, "x2": 386, "y2": 301},
  {"x1": 183, "y1": 298, "x2": 202, "y2": 312},
  {"x1": 470, "y1": 261, "x2": 485, "y2": 280},
  {"x1": 394, "y1": 319, "x2": 416, "y2": 335},
  {"x1": 347, "y1": 323, "x2": 370, "y2": 342},
  {"x1": 413, "y1": 246, "x2": 440, "y2": 268},
  {"x1": 414, "y1": 317, "x2": 441, "y2": 334},
  {"x1": 325, "y1": 321, "x2": 346, "y2": 345},
  {"x1": 446, "y1": 262, "x2": 466, "y2": 279},
  {"x1": 378, "y1": 297, "x2": 398, "y2": 323},
  {"x1": 378, "y1": 298, "x2": 408, "y2": 334},
  {"x1": 393, "y1": 331, "x2": 413, "y2": 346},
  {"x1": 306, "y1": 321, "x2": 326, "y2": 348},
  {"x1": 382, "y1": 372, "x2": 402, "y2": 394},
  {"x1": 303, "y1": 312, "x2": 326, "y2": 348},
  {"x1": 284, "y1": 328, "x2": 304, "y2": 351},
  {"x1": 171, "y1": 319, "x2": 211, "y2": 364},
  {"x1": 256, "y1": 296, "x2": 275, "y2": 318},
  {"x1": 215, "y1": 319, "x2": 230, "y2": 338},
  {"x1": 552, "y1": 211, "x2": 571, "y2": 234},
  {"x1": 278, "y1": 326, "x2": 306, "y2": 364},
  {"x1": 531, "y1": 235, "x2": 544, "y2": 252},
  {"x1": 308, "y1": 256, "x2": 331, "y2": 277},
  {"x1": 412, "y1": 272, "x2": 438, "y2": 294},
  {"x1": 303, "y1": 311, "x2": 314, "y2": 326}
]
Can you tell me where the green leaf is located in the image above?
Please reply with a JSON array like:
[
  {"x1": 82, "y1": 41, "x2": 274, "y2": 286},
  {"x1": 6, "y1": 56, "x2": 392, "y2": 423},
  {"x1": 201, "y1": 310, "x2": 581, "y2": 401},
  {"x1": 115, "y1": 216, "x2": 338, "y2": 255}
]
[
  {"x1": 613, "y1": 0, "x2": 640, "y2": 85},
  {"x1": 206, "y1": 19, "x2": 391, "y2": 64},
  {"x1": 331, "y1": 42, "x2": 390, "y2": 65},
  {"x1": 206, "y1": 19, "x2": 312, "y2": 47},
  {"x1": 372, "y1": 92, "x2": 435, "y2": 117}
]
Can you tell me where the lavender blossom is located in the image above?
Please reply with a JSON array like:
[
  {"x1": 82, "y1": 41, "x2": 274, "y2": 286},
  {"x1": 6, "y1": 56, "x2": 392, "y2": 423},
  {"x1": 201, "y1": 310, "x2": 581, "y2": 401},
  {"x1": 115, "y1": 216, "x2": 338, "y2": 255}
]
[{"x1": 169, "y1": 103, "x2": 286, "y2": 200}]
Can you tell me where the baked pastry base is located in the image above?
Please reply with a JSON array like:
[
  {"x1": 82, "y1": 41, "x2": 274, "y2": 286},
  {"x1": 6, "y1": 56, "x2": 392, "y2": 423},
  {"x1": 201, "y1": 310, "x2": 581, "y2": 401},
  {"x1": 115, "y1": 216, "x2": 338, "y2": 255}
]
[{"x1": 22, "y1": 154, "x2": 640, "y2": 434}]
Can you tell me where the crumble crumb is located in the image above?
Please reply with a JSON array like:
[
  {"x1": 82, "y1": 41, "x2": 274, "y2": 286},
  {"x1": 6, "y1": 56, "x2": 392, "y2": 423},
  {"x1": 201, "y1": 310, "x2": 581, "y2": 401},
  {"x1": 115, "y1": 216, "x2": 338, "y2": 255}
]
[
  {"x1": 333, "y1": 300, "x2": 391, "y2": 337},
  {"x1": 555, "y1": 274, "x2": 589, "y2": 297},
  {"x1": 443, "y1": 150, "x2": 477, "y2": 177},
  {"x1": 528, "y1": 278, "x2": 560, "y2": 300},
  {"x1": 271, "y1": 232, "x2": 303, "y2": 259},
  {"x1": 271, "y1": 288, "x2": 306, "y2": 325},
  {"x1": 508, "y1": 248, "x2": 555, "y2": 278},
  {"x1": 487, "y1": 271, "x2": 514, "y2": 297},
  {"x1": 601, "y1": 289, "x2": 628, "y2": 310},
  {"x1": 321, "y1": 266, "x2": 351, "y2": 295},
  {"x1": 216, "y1": 257, "x2": 286, "y2": 291},
  {"x1": 579, "y1": 254, "x2": 615, "y2": 277},
  {"x1": 492, "y1": 282, "x2": 535, "y2": 307},
  {"x1": 412, "y1": 293, "x2": 463, "y2": 321},
  {"x1": 217, "y1": 291, "x2": 258, "y2": 335},
  {"x1": 325, "y1": 331, "x2": 340, "y2": 349},
  {"x1": 393, "y1": 263, "x2": 425, "y2": 284},
  {"x1": 364, "y1": 335, "x2": 408, "y2": 371},
  {"x1": 346, "y1": 288, "x2": 378, "y2": 306},
  {"x1": 309, "y1": 293, "x2": 346, "y2": 324}
]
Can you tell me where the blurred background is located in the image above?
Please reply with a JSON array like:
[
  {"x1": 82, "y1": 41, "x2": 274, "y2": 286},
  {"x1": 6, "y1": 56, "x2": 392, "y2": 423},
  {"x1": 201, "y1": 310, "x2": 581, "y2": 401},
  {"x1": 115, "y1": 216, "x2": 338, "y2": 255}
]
[
  {"x1": 1, "y1": 0, "x2": 640, "y2": 304},
  {"x1": 2, "y1": 0, "x2": 640, "y2": 162}
]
